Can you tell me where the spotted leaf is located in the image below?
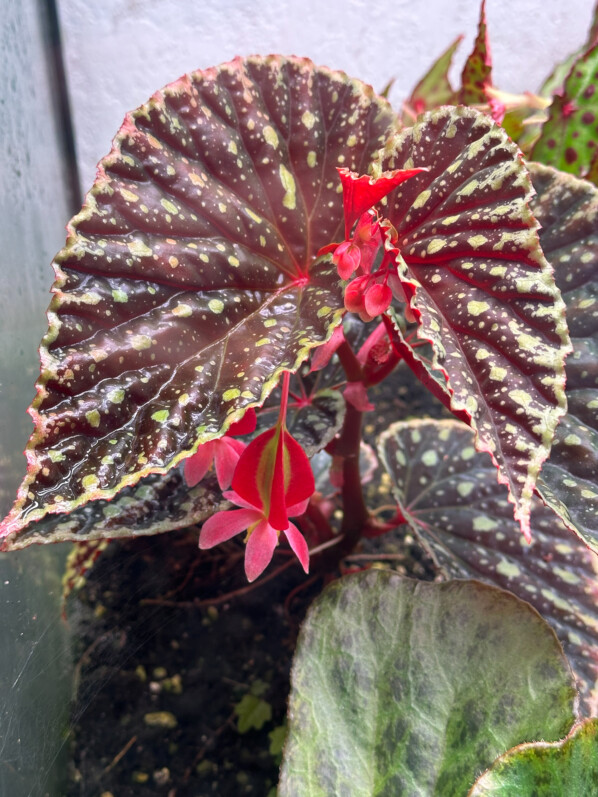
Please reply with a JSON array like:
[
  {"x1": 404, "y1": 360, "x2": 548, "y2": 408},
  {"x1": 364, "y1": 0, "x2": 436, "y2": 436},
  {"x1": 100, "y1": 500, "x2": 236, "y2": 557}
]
[
  {"x1": 3, "y1": 469, "x2": 225, "y2": 551},
  {"x1": 280, "y1": 572, "x2": 576, "y2": 796},
  {"x1": 528, "y1": 163, "x2": 598, "y2": 555},
  {"x1": 404, "y1": 35, "x2": 461, "y2": 119},
  {"x1": 459, "y1": 0, "x2": 493, "y2": 107},
  {"x1": 0, "y1": 56, "x2": 398, "y2": 547},
  {"x1": 378, "y1": 418, "x2": 598, "y2": 714},
  {"x1": 532, "y1": 44, "x2": 598, "y2": 183},
  {"x1": 469, "y1": 718, "x2": 598, "y2": 796},
  {"x1": 376, "y1": 106, "x2": 570, "y2": 539},
  {"x1": 286, "y1": 388, "x2": 346, "y2": 458}
]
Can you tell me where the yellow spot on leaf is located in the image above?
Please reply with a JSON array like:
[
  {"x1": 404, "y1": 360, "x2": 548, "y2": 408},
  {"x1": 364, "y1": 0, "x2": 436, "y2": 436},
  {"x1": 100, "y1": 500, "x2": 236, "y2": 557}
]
[
  {"x1": 263, "y1": 125, "x2": 279, "y2": 148},
  {"x1": 208, "y1": 299, "x2": 224, "y2": 314},
  {"x1": 279, "y1": 165, "x2": 296, "y2": 210},
  {"x1": 86, "y1": 410, "x2": 101, "y2": 428},
  {"x1": 223, "y1": 388, "x2": 241, "y2": 401}
]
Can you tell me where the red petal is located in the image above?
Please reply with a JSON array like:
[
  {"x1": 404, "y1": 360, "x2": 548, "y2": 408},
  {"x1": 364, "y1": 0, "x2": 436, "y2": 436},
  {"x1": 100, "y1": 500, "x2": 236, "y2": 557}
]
[
  {"x1": 364, "y1": 282, "x2": 392, "y2": 318},
  {"x1": 332, "y1": 241, "x2": 361, "y2": 279},
  {"x1": 337, "y1": 166, "x2": 427, "y2": 238},
  {"x1": 232, "y1": 427, "x2": 277, "y2": 512},
  {"x1": 226, "y1": 407, "x2": 257, "y2": 437},
  {"x1": 282, "y1": 430, "x2": 315, "y2": 511},
  {"x1": 310, "y1": 324, "x2": 345, "y2": 372},
  {"x1": 213, "y1": 437, "x2": 246, "y2": 490},
  {"x1": 344, "y1": 276, "x2": 369, "y2": 315},
  {"x1": 284, "y1": 522, "x2": 309, "y2": 573},
  {"x1": 184, "y1": 441, "x2": 215, "y2": 487},
  {"x1": 244, "y1": 519, "x2": 278, "y2": 582},
  {"x1": 343, "y1": 382, "x2": 375, "y2": 412},
  {"x1": 199, "y1": 508, "x2": 261, "y2": 549}
]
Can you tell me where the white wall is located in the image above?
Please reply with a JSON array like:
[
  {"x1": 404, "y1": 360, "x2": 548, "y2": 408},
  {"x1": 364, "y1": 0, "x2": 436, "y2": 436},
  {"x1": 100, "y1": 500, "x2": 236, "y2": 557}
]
[{"x1": 57, "y1": 0, "x2": 596, "y2": 194}]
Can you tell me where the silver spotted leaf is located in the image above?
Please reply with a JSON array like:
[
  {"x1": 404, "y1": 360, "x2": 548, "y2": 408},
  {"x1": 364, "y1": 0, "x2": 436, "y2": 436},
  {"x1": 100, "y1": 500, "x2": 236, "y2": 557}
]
[
  {"x1": 5, "y1": 469, "x2": 225, "y2": 551},
  {"x1": 0, "y1": 56, "x2": 398, "y2": 548},
  {"x1": 286, "y1": 388, "x2": 345, "y2": 458},
  {"x1": 279, "y1": 572, "x2": 577, "y2": 797},
  {"x1": 528, "y1": 163, "x2": 598, "y2": 555},
  {"x1": 469, "y1": 718, "x2": 598, "y2": 797},
  {"x1": 378, "y1": 418, "x2": 598, "y2": 714},
  {"x1": 376, "y1": 106, "x2": 570, "y2": 539}
]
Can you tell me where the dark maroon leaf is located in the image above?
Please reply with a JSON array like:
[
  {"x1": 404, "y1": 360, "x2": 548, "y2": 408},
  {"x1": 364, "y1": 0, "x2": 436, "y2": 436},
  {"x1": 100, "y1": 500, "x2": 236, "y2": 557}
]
[
  {"x1": 4, "y1": 469, "x2": 225, "y2": 551},
  {"x1": 377, "y1": 106, "x2": 570, "y2": 539},
  {"x1": 528, "y1": 162, "x2": 598, "y2": 554},
  {"x1": 459, "y1": 0, "x2": 493, "y2": 106},
  {"x1": 378, "y1": 418, "x2": 598, "y2": 714},
  {"x1": 0, "y1": 56, "x2": 398, "y2": 548}
]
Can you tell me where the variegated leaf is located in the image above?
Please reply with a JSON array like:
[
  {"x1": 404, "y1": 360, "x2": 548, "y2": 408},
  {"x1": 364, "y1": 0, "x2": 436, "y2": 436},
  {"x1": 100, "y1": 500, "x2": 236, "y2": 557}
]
[
  {"x1": 375, "y1": 106, "x2": 570, "y2": 539},
  {"x1": 532, "y1": 43, "x2": 598, "y2": 183},
  {"x1": 528, "y1": 162, "x2": 598, "y2": 554},
  {"x1": 6, "y1": 469, "x2": 225, "y2": 551},
  {"x1": 0, "y1": 56, "x2": 398, "y2": 548},
  {"x1": 459, "y1": 0, "x2": 492, "y2": 106},
  {"x1": 404, "y1": 35, "x2": 461, "y2": 117},
  {"x1": 378, "y1": 418, "x2": 598, "y2": 714}
]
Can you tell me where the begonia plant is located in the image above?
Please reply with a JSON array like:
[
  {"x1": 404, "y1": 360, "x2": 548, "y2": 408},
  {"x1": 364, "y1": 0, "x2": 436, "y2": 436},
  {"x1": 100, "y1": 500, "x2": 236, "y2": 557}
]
[{"x1": 4, "y1": 1, "x2": 598, "y2": 791}]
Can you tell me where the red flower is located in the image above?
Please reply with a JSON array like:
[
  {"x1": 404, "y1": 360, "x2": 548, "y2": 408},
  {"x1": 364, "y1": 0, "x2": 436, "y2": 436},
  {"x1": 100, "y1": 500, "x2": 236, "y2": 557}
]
[
  {"x1": 184, "y1": 408, "x2": 257, "y2": 490},
  {"x1": 199, "y1": 490, "x2": 309, "y2": 582}
]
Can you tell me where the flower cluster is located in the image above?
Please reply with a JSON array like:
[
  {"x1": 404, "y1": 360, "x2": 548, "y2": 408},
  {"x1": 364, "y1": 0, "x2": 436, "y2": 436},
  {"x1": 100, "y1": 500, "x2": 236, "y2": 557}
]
[
  {"x1": 189, "y1": 374, "x2": 315, "y2": 582},
  {"x1": 328, "y1": 166, "x2": 426, "y2": 322}
]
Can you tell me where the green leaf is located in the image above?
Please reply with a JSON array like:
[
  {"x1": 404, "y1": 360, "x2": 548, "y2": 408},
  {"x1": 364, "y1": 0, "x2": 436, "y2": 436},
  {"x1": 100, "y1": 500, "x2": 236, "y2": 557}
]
[
  {"x1": 469, "y1": 718, "x2": 598, "y2": 796},
  {"x1": 459, "y1": 0, "x2": 492, "y2": 106},
  {"x1": 405, "y1": 35, "x2": 461, "y2": 117},
  {"x1": 279, "y1": 573, "x2": 577, "y2": 797},
  {"x1": 528, "y1": 163, "x2": 598, "y2": 554},
  {"x1": 378, "y1": 418, "x2": 598, "y2": 714},
  {"x1": 376, "y1": 106, "x2": 570, "y2": 539},
  {"x1": 235, "y1": 693, "x2": 273, "y2": 734},
  {"x1": 532, "y1": 44, "x2": 598, "y2": 181},
  {"x1": 0, "y1": 56, "x2": 398, "y2": 547}
]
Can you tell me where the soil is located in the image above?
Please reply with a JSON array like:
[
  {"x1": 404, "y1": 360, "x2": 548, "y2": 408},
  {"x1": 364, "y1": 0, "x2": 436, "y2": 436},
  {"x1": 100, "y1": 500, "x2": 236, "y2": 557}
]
[{"x1": 65, "y1": 364, "x2": 445, "y2": 796}]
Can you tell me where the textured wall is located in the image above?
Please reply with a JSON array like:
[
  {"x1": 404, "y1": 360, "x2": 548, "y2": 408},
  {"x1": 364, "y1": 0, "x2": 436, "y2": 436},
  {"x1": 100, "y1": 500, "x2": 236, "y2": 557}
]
[{"x1": 57, "y1": 0, "x2": 595, "y2": 193}]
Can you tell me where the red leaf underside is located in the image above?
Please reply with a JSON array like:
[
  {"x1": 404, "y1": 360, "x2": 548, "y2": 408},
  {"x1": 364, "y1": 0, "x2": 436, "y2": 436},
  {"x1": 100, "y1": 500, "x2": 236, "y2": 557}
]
[
  {"x1": 379, "y1": 419, "x2": 598, "y2": 714},
  {"x1": 377, "y1": 106, "x2": 570, "y2": 538},
  {"x1": 0, "y1": 56, "x2": 398, "y2": 546}
]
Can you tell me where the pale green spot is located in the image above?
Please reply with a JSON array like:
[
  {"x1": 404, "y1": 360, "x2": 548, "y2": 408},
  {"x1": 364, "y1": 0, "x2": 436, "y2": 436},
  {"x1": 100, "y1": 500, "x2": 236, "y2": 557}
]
[
  {"x1": 161, "y1": 198, "x2": 178, "y2": 215},
  {"x1": 228, "y1": 255, "x2": 240, "y2": 267},
  {"x1": 112, "y1": 289, "x2": 128, "y2": 303},
  {"x1": 86, "y1": 410, "x2": 101, "y2": 428},
  {"x1": 347, "y1": 134, "x2": 357, "y2": 147},
  {"x1": 461, "y1": 447, "x2": 475, "y2": 460},
  {"x1": 467, "y1": 300, "x2": 490, "y2": 317},
  {"x1": 223, "y1": 388, "x2": 241, "y2": 401},
  {"x1": 317, "y1": 305, "x2": 332, "y2": 318},
  {"x1": 301, "y1": 111, "x2": 316, "y2": 130},
  {"x1": 131, "y1": 334, "x2": 152, "y2": 351},
  {"x1": 467, "y1": 234, "x2": 488, "y2": 249},
  {"x1": 263, "y1": 125, "x2": 279, "y2": 148},
  {"x1": 496, "y1": 560, "x2": 522, "y2": 578},
  {"x1": 473, "y1": 516, "x2": 498, "y2": 531},
  {"x1": 82, "y1": 474, "x2": 99, "y2": 490},
  {"x1": 564, "y1": 434, "x2": 582, "y2": 446},
  {"x1": 246, "y1": 208, "x2": 262, "y2": 224},
  {"x1": 553, "y1": 566, "x2": 581, "y2": 585},
  {"x1": 256, "y1": 337, "x2": 270, "y2": 347},
  {"x1": 121, "y1": 188, "x2": 139, "y2": 203},
  {"x1": 48, "y1": 450, "x2": 66, "y2": 463},
  {"x1": 421, "y1": 450, "x2": 438, "y2": 467},
  {"x1": 427, "y1": 239, "x2": 446, "y2": 255},
  {"x1": 412, "y1": 189, "x2": 431, "y2": 209},
  {"x1": 127, "y1": 240, "x2": 153, "y2": 258},
  {"x1": 489, "y1": 366, "x2": 507, "y2": 381},
  {"x1": 178, "y1": 393, "x2": 190, "y2": 406},
  {"x1": 208, "y1": 299, "x2": 224, "y2": 314},
  {"x1": 457, "y1": 482, "x2": 474, "y2": 498},
  {"x1": 172, "y1": 303, "x2": 193, "y2": 317},
  {"x1": 279, "y1": 165, "x2": 296, "y2": 210},
  {"x1": 101, "y1": 455, "x2": 114, "y2": 466},
  {"x1": 307, "y1": 151, "x2": 317, "y2": 168},
  {"x1": 152, "y1": 409, "x2": 169, "y2": 423},
  {"x1": 108, "y1": 388, "x2": 125, "y2": 404},
  {"x1": 264, "y1": 319, "x2": 277, "y2": 328}
]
